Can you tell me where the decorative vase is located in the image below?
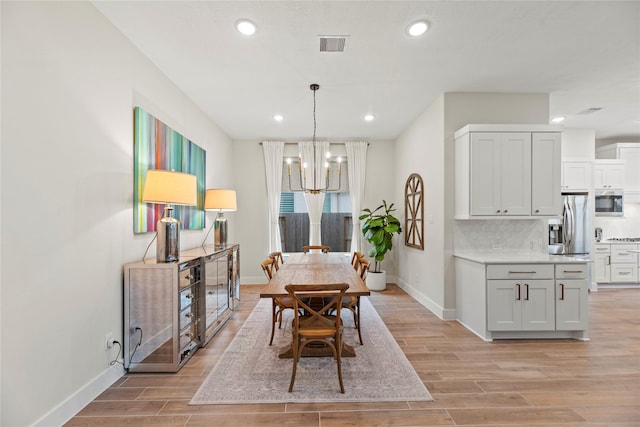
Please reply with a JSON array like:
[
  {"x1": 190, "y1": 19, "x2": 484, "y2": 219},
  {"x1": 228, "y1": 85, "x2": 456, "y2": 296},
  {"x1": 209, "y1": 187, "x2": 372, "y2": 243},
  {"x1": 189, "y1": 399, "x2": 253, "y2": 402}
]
[{"x1": 366, "y1": 270, "x2": 387, "y2": 291}]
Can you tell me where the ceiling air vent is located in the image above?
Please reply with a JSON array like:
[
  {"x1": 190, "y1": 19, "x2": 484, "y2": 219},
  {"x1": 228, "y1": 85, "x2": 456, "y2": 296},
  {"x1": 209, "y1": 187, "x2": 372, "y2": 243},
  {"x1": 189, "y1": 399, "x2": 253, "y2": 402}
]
[
  {"x1": 319, "y1": 35, "x2": 349, "y2": 52},
  {"x1": 577, "y1": 107, "x2": 603, "y2": 115}
]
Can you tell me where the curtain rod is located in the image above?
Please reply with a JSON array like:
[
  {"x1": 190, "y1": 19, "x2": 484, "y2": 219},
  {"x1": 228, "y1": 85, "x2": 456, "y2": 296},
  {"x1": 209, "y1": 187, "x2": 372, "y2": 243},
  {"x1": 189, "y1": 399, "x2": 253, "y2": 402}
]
[{"x1": 258, "y1": 141, "x2": 369, "y2": 145}]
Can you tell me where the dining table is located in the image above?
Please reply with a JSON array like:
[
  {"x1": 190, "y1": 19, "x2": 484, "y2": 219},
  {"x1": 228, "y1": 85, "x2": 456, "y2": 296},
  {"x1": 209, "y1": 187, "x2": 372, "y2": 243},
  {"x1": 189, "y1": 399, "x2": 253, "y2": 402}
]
[{"x1": 260, "y1": 252, "x2": 371, "y2": 358}]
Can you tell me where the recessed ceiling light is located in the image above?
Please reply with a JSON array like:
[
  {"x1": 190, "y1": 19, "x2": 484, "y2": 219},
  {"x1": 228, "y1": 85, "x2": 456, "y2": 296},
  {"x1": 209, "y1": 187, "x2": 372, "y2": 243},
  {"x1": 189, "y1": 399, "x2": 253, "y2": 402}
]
[
  {"x1": 236, "y1": 19, "x2": 256, "y2": 36},
  {"x1": 273, "y1": 114, "x2": 284, "y2": 122},
  {"x1": 551, "y1": 116, "x2": 565, "y2": 123},
  {"x1": 407, "y1": 20, "x2": 429, "y2": 37},
  {"x1": 364, "y1": 114, "x2": 375, "y2": 122}
]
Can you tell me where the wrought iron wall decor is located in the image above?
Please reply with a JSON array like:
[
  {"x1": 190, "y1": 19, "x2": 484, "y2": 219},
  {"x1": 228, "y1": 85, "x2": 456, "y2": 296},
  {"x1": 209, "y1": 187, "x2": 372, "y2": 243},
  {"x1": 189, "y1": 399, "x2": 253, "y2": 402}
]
[{"x1": 404, "y1": 173, "x2": 424, "y2": 249}]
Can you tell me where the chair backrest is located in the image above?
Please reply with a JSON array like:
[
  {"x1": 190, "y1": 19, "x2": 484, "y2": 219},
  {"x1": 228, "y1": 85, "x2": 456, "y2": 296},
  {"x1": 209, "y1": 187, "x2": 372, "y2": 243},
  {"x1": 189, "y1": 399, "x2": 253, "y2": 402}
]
[
  {"x1": 302, "y1": 245, "x2": 330, "y2": 254},
  {"x1": 351, "y1": 251, "x2": 364, "y2": 269},
  {"x1": 261, "y1": 258, "x2": 276, "y2": 280},
  {"x1": 285, "y1": 283, "x2": 349, "y2": 330},
  {"x1": 357, "y1": 257, "x2": 370, "y2": 280},
  {"x1": 269, "y1": 251, "x2": 284, "y2": 270}
]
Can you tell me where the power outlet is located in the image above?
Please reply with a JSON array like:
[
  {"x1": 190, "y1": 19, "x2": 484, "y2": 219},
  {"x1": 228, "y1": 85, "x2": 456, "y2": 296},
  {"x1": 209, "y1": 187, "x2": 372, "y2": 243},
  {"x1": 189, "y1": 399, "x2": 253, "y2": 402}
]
[{"x1": 105, "y1": 332, "x2": 115, "y2": 349}]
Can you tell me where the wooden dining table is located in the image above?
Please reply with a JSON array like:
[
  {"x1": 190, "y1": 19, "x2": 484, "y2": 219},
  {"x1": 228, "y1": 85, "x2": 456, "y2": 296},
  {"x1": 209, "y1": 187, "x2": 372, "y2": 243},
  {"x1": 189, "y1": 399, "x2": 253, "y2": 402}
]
[{"x1": 260, "y1": 252, "x2": 370, "y2": 358}]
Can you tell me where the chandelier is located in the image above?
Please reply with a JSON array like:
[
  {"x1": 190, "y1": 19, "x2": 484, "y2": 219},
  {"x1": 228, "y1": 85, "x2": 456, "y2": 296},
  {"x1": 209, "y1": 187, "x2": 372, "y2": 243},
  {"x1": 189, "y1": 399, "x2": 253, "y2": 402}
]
[{"x1": 286, "y1": 84, "x2": 342, "y2": 194}]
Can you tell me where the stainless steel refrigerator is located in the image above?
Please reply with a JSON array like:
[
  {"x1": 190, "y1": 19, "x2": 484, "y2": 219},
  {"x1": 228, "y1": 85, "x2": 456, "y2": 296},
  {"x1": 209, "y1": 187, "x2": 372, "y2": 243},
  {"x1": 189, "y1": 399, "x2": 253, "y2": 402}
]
[{"x1": 548, "y1": 193, "x2": 590, "y2": 255}]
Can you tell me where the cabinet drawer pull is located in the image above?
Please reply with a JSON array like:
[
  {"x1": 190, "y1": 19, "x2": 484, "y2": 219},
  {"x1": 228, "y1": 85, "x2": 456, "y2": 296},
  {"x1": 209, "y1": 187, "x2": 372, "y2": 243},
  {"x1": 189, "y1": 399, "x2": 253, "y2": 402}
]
[
  {"x1": 563, "y1": 270, "x2": 583, "y2": 274},
  {"x1": 618, "y1": 253, "x2": 631, "y2": 256},
  {"x1": 619, "y1": 272, "x2": 631, "y2": 275},
  {"x1": 496, "y1": 210, "x2": 501, "y2": 213},
  {"x1": 560, "y1": 283, "x2": 565, "y2": 300},
  {"x1": 509, "y1": 271, "x2": 537, "y2": 274},
  {"x1": 516, "y1": 283, "x2": 521, "y2": 301}
]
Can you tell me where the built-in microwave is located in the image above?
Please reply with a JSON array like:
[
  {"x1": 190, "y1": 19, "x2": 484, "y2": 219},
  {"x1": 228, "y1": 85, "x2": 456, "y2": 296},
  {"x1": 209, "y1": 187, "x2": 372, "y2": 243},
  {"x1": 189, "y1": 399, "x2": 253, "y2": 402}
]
[{"x1": 595, "y1": 190, "x2": 623, "y2": 217}]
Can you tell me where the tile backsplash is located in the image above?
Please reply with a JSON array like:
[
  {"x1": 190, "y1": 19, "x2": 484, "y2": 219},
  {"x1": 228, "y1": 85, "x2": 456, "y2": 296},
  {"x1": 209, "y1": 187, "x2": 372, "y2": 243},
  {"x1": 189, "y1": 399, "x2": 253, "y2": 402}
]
[
  {"x1": 594, "y1": 202, "x2": 640, "y2": 240},
  {"x1": 454, "y1": 219, "x2": 548, "y2": 253}
]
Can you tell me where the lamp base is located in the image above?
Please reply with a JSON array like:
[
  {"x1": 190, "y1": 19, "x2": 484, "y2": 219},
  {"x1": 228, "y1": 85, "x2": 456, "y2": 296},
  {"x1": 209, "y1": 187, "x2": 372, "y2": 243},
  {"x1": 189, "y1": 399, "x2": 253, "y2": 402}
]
[
  {"x1": 157, "y1": 206, "x2": 180, "y2": 262},
  {"x1": 214, "y1": 212, "x2": 228, "y2": 247}
]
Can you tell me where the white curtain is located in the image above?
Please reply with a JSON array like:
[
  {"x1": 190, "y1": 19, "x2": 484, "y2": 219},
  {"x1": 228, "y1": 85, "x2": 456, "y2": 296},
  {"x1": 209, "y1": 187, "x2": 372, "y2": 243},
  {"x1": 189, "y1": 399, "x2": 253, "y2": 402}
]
[
  {"x1": 299, "y1": 140, "x2": 328, "y2": 245},
  {"x1": 345, "y1": 141, "x2": 368, "y2": 252},
  {"x1": 262, "y1": 140, "x2": 284, "y2": 253}
]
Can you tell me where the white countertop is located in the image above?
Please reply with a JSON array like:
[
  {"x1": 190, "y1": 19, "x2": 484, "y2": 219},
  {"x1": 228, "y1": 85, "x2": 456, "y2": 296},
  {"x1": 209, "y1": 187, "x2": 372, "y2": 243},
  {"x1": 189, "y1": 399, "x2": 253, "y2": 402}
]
[{"x1": 454, "y1": 251, "x2": 591, "y2": 264}]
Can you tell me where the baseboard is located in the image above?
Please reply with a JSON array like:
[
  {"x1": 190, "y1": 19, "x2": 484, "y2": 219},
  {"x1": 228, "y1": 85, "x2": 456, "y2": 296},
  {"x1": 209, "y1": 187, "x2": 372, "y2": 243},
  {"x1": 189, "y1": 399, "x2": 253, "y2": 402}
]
[
  {"x1": 395, "y1": 278, "x2": 457, "y2": 320},
  {"x1": 31, "y1": 362, "x2": 125, "y2": 427}
]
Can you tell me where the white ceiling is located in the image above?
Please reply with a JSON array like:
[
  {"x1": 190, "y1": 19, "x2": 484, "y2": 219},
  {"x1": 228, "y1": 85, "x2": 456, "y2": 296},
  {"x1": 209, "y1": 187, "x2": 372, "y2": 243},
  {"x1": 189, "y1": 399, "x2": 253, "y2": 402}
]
[{"x1": 93, "y1": 1, "x2": 640, "y2": 142}]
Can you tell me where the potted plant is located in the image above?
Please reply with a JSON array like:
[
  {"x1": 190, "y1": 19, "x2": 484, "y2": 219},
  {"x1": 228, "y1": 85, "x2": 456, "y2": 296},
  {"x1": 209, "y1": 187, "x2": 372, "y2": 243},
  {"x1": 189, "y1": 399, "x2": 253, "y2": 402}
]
[{"x1": 359, "y1": 200, "x2": 402, "y2": 291}]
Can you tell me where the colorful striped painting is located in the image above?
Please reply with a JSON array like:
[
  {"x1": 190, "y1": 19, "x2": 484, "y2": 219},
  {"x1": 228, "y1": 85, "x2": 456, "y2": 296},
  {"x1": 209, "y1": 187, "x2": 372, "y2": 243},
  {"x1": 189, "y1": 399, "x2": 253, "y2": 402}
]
[{"x1": 133, "y1": 106, "x2": 206, "y2": 233}]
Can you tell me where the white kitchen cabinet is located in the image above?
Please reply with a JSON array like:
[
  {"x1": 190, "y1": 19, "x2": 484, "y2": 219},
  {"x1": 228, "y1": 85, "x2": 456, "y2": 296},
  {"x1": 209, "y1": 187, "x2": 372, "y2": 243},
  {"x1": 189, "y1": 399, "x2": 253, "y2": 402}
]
[
  {"x1": 532, "y1": 133, "x2": 562, "y2": 216},
  {"x1": 593, "y1": 244, "x2": 611, "y2": 284},
  {"x1": 454, "y1": 256, "x2": 589, "y2": 340},
  {"x1": 610, "y1": 244, "x2": 639, "y2": 283},
  {"x1": 454, "y1": 124, "x2": 562, "y2": 219},
  {"x1": 486, "y1": 264, "x2": 555, "y2": 332},
  {"x1": 593, "y1": 160, "x2": 625, "y2": 190},
  {"x1": 561, "y1": 161, "x2": 592, "y2": 192},
  {"x1": 596, "y1": 143, "x2": 640, "y2": 200},
  {"x1": 555, "y1": 264, "x2": 589, "y2": 331}
]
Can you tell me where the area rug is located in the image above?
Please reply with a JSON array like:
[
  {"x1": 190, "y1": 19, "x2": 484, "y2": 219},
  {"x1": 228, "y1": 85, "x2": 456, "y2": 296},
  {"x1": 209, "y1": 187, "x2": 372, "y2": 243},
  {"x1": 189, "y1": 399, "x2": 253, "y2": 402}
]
[{"x1": 190, "y1": 297, "x2": 433, "y2": 404}]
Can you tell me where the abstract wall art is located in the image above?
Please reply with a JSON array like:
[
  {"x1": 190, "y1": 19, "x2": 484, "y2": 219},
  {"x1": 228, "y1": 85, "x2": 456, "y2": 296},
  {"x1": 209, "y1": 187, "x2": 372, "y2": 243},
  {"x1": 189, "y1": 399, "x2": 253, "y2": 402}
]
[{"x1": 133, "y1": 106, "x2": 206, "y2": 233}]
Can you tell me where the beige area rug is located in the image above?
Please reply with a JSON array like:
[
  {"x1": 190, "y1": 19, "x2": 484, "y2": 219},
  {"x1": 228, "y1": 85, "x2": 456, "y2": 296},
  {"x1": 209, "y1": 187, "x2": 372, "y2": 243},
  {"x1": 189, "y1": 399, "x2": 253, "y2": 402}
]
[{"x1": 190, "y1": 297, "x2": 433, "y2": 404}]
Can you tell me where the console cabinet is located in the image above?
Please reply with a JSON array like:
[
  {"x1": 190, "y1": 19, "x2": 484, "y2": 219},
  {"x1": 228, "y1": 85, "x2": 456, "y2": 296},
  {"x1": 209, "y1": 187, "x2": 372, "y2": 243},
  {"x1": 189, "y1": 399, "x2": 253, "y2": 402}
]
[{"x1": 124, "y1": 244, "x2": 240, "y2": 372}]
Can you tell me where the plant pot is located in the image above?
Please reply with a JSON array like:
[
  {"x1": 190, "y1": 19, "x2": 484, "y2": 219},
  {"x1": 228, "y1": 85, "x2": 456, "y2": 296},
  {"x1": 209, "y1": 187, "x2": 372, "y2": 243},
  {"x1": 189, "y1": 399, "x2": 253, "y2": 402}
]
[{"x1": 366, "y1": 270, "x2": 387, "y2": 291}]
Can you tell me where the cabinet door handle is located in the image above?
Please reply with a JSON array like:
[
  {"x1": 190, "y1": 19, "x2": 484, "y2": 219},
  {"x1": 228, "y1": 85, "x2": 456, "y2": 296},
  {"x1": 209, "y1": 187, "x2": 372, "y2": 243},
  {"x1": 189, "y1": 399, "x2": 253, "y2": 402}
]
[
  {"x1": 607, "y1": 256, "x2": 611, "y2": 265},
  {"x1": 524, "y1": 284, "x2": 529, "y2": 301},
  {"x1": 504, "y1": 210, "x2": 508, "y2": 213},
  {"x1": 560, "y1": 283, "x2": 565, "y2": 300},
  {"x1": 516, "y1": 283, "x2": 521, "y2": 301},
  {"x1": 535, "y1": 209, "x2": 540, "y2": 214},
  {"x1": 496, "y1": 210, "x2": 501, "y2": 214}
]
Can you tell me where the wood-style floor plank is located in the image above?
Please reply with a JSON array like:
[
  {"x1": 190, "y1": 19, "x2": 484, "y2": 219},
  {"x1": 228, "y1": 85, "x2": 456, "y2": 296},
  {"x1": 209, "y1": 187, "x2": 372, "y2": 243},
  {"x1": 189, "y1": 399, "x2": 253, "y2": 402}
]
[{"x1": 66, "y1": 285, "x2": 640, "y2": 426}]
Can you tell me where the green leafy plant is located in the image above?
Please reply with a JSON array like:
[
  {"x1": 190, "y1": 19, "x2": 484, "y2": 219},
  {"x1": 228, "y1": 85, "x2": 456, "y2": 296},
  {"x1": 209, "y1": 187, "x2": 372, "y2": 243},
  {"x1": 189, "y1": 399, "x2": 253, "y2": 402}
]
[{"x1": 359, "y1": 200, "x2": 402, "y2": 273}]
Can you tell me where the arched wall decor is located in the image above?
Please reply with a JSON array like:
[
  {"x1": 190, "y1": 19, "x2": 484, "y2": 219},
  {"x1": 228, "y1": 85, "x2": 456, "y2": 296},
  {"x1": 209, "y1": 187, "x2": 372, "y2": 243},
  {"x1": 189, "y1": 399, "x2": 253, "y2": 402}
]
[{"x1": 404, "y1": 173, "x2": 424, "y2": 250}]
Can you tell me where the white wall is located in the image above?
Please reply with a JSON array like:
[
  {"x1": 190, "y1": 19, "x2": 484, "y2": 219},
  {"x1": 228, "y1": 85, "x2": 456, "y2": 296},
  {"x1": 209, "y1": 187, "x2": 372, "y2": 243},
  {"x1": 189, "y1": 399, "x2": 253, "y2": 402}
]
[
  {"x1": 232, "y1": 139, "x2": 395, "y2": 284},
  {"x1": 562, "y1": 128, "x2": 596, "y2": 159},
  {"x1": 394, "y1": 92, "x2": 551, "y2": 319},
  {"x1": 1, "y1": 3, "x2": 232, "y2": 426}
]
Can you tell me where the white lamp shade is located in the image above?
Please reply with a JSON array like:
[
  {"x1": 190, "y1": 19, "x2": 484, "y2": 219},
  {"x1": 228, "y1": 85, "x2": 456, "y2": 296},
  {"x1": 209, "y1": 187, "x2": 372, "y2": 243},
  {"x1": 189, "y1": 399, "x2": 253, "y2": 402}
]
[
  {"x1": 205, "y1": 189, "x2": 237, "y2": 211},
  {"x1": 142, "y1": 170, "x2": 197, "y2": 206}
]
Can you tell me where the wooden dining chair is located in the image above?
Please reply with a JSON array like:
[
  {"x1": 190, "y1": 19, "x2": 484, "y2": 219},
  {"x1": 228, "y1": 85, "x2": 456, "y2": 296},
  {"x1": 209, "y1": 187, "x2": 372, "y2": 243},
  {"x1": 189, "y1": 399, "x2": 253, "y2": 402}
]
[
  {"x1": 269, "y1": 251, "x2": 284, "y2": 271},
  {"x1": 261, "y1": 258, "x2": 295, "y2": 345},
  {"x1": 339, "y1": 257, "x2": 369, "y2": 345},
  {"x1": 302, "y1": 245, "x2": 330, "y2": 254},
  {"x1": 285, "y1": 283, "x2": 349, "y2": 393},
  {"x1": 350, "y1": 251, "x2": 364, "y2": 269}
]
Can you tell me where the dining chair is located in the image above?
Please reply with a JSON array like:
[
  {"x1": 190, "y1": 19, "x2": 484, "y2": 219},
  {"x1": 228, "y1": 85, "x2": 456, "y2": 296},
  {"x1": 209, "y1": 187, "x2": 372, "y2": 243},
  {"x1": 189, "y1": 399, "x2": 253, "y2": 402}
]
[
  {"x1": 269, "y1": 251, "x2": 284, "y2": 271},
  {"x1": 302, "y1": 245, "x2": 330, "y2": 254},
  {"x1": 261, "y1": 258, "x2": 295, "y2": 345},
  {"x1": 350, "y1": 251, "x2": 364, "y2": 269},
  {"x1": 284, "y1": 283, "x2": 349, "y2": 393},
  {"x1": 339, "y1": 257, "x2": 369, "y2": 345}
]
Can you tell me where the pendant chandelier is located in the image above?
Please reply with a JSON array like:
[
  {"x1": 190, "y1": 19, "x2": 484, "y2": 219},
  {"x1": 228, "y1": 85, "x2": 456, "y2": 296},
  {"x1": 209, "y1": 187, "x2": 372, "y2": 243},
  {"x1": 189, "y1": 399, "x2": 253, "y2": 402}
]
[{"x1": 286, "y1": 83, "x2": 342, "y2": 194}]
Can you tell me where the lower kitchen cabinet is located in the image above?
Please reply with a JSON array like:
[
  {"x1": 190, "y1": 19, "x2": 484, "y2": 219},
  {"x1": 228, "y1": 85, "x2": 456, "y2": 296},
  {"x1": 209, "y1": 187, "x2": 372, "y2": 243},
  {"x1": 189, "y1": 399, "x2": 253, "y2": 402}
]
[
  {"x1": 487, "y1": 264, "x2": 555, "y2": 332},
  {"x1": 593, "y1": 244, "x2": 611, "y2": 283},
  {"x1": 593, "y1": 243, "x2": 639, "y2": 285},
  {"x1": 555, "y1": 264, "x2": 589, "y2": 330},
  {"x1": 455, "y1": 256, "x2": 589, "y2": 340}
]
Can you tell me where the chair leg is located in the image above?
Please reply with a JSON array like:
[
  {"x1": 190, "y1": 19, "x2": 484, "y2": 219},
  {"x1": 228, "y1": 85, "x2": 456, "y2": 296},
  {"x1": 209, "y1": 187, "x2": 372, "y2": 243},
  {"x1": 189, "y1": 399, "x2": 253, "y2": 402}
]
[
  {"x1": 355, "y1": 297, "x2": 363, "y2": 345},
  {"x1": 336, "y1": 335, "x2": 345, "y2": 393},
  {"x1": 269, "y1": 299, "x2": 277, "y2": 346},
  {"x1": 289, "y1": 339, "x2": 301, "y2": 392}
]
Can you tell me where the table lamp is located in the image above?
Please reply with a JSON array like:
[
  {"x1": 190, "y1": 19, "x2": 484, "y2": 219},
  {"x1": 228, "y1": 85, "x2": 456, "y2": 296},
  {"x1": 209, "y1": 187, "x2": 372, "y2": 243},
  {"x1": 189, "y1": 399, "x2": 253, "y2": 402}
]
[
  {"x1": 142, "y1": 169, "x2": 197, "y2": 262},
  {"x1": 204, "y1": 189, "x2": 237, "y2": 247}
]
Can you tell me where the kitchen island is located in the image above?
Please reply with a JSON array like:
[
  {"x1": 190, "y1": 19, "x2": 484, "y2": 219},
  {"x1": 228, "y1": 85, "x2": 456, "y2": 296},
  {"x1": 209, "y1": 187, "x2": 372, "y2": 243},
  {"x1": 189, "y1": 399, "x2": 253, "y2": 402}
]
[{"x1": 454, "y1": 252, "x2": 591, "y2": 341}]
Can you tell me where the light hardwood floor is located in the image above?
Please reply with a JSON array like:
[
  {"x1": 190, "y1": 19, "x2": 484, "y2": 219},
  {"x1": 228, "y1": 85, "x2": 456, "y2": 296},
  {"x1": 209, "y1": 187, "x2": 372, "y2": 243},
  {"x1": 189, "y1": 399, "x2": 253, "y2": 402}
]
[{"x1": 67, "y1": 285, "x2": 640, "y2": 426}]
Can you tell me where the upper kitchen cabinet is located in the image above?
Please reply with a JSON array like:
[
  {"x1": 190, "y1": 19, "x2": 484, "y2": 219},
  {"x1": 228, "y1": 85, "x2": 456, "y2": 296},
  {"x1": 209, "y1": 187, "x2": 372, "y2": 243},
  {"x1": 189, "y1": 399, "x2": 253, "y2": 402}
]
[
  {"x1": 596, "y1": 143, "x2": 640, "y2": 201},
  {"x1": 561, "y1": 161, "x2": 592, "y2": 192},
  {"x1": 454, "y1": 124, "x2": 562, "y2": 219},
  {"x1": 593, "y1": 160, "x2": 625, "y2": 190}
]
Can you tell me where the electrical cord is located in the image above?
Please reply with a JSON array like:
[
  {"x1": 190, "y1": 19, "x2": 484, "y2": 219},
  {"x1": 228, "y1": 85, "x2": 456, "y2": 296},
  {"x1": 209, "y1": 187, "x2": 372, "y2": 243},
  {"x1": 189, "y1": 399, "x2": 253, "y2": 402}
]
[
  {"x1": 127, "y1": 327, "x2": 143, "y2": 369},
  {"x1": 142, "y1": 233, "x2": 157, "y2": 263},
  {"x1": 109, "y1": 340, "x2": 123, "y2": 366}
]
